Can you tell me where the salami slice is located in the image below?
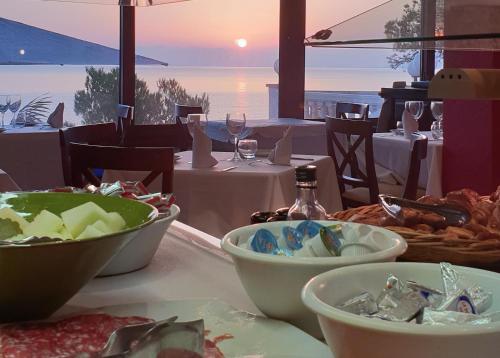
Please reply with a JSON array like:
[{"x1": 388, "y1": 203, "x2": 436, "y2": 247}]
[{"x1": 0, "y1": 314, "x2": 152, "y2": 358}]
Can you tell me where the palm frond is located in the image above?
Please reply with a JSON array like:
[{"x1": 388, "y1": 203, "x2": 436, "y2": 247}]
[{"x1": 18, "y1": 94, "x2": 52, "y2": 123}]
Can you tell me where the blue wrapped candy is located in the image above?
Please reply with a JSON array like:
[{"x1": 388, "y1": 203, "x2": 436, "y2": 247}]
[
  {"x1": 250, "y1": 229, "x2": 279, "y2": 254},
  {"x1": 296, "y1": 220, "x2": 323, "y2": 238},
  {"x1": 282, "y1": 226, "x2": 304, "y2": 250}
]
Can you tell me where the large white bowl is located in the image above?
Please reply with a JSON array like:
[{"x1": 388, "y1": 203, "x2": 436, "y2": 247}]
[
  {"x1": 221, "y1": 221, "x2": 407, "y2": 337},
  {"x1": 302, "y1": 262, "x2": 500, "y2": 358},
  {"x1": 99, "y1": 204, "x2": 180, "y2": 276}
]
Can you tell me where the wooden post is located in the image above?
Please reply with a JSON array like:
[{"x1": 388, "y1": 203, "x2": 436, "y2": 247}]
[
  {"x1": 279, "y1": 0, "x2": 306, "y2": 119},
  {"x1": 420, "y1": 0, "x2": 436, "y2": 81},
  {"x1": 120, "y1": 6, "x2": 135, "y2": 109}
]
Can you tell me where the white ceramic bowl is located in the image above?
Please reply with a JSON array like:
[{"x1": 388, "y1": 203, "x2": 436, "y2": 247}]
[
  {"x1": 302, "y1": 262, "x2": 500, "y2": 358},
  {"x1": 221, "y1": 221, "x2": 407, "y2": 337},
  {"x1": 99, "y1": 204, "x2": 180, "y2": 276}
]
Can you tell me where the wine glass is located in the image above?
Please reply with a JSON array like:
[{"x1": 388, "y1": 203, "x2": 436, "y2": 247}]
[
  {"x1": 226, "y1": 112, "x2": 246, "y2": 162},
  {"x1": 186, "y1": 113, "x2": 208, "y2": 137},
  {"x1": 405, "y1": 101, "x2": 424, "y2": 120},
  {"x1": 0, "y1": 96, "x2": 9, "y2": 128},
  {"x1": 431, "y1": 101, "x2": 443, "y2": 121},
  {"x1": 430, "y1": 120, "x2": 443, "y2": 140},
  {"x1": 8, "y1": 95, "x2": 21, "y2": 125},
  {"x1": 238, "y1": 139, "x2": 258, "y2": 159}
]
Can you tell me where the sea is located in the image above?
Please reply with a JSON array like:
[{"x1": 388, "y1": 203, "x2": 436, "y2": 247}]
[{"x1": 0, "y1": 65, "x2": 411, "y2": 124}]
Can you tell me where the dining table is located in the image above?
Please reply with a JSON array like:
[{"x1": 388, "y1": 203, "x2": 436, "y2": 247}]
[
  {"x1": 104, "y1": 151, "x2": 342, "y2": 238},
  {"x1": 370, "y1": 131, "x2": 443, "y2": 197},
  {"x1": 62, "y1": 221, "x2": 331, "y2": 356},
  {"x1": 0, "y1": 126, "x2": 64, "y2": 190},
  {"x1": 207, "y1": 118, "x2": 328, "y2": 155}
]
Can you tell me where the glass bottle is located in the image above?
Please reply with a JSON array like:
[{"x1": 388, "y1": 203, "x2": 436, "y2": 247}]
[{"x1": 287, "y1": 165, "x2": 326, "y2": 220}]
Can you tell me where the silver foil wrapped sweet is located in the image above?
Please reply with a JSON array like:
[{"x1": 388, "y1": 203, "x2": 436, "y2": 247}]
[{"x1": 336, "y1": 292, "x2": 378, "y2": 316}]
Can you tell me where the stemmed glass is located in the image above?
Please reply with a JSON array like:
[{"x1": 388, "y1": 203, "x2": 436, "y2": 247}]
[
  {"x1": 8, "y1": 95, "x2": 21, "y2": 126},
  {"x1": 226, "y1": 112, "x2": 246, "y2": 162},
  {"x1": 0, "y1": 96, "x2": 9, "y2": 128},
  {"x1": 405, "y1": 101, "x2": 424, "y2": 121},
  {"x1": 430, "y1": 101, "x2": 444, "y2": 140}
]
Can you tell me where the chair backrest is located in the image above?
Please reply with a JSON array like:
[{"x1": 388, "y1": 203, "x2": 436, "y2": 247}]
[
  {"x1": 123, "y1": 123, "x2": 192, "y2": 151},
  {"x1": 326, "y1": 117, "x2": 379, "y2": 205},
  {"x1": 174, "y1": 104, "x2": 203, "y2": 124},
  {"x1": 402, "y1": 134, "x2": 428, "y2": 200},
  {"x1": 69, "y1": 143, "x2": 174, "y2": 194},
  {"x1": 335, "y1": 102, "x2": 369, "y2": 120},
  {"x1": 59, "y1": 123, "x2": 120, "y2": 186}
]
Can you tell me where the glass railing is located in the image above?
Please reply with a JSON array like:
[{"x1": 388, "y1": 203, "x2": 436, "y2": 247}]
[{"x1": 305, "y1": 0, "x2": 500, "y2": 51}]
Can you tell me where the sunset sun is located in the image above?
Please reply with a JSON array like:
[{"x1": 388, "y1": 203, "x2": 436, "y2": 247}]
[{"x1": 235, "y1": 38, "x2": 247, "y2": 48}]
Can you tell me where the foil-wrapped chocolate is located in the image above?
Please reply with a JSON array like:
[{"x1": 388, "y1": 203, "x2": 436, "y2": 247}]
[
  {"x1": 440, "y1": 262, "x2": 492, "y2": 314},
  {"x1": 373, "y1": 275, "x2": 429, "y2": 322},
  {"x1": 422, "y1": 309, "x2": 500, "y2": 326},
  {"x1": 337, "y1": 292, "x2": 378, "y2": 316}
]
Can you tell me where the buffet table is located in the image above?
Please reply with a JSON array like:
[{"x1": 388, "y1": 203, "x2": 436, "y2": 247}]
[
  {"x1": 64, "y1": 221, "x2": 331, "y2": 356},
  {"x1": 105, "y1": 151, "x2": 342, "y2": 237}
]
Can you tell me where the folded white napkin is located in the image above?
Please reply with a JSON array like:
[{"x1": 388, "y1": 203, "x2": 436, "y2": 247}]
[
  {"x1": 268, "y1": 126, "x2": 293, "y2": 165},
  {"x1": 47, "y1": 103, "x2": 64, "y2": 128},
  {"x1": 192, "y1": 123, "x2": 218, "y2": 169},
  {"x1": 402, "y1": 109, "x2": 418, "y2": 139}
]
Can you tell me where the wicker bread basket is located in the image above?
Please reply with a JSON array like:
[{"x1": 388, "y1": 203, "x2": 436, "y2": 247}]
[{"x1": 328, "y1": 202, "x2": 500, "y2": 272}]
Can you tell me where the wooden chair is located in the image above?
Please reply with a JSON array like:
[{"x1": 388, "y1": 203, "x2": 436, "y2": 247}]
[
  {"x1": 326, "y1": 117, "x2": 379, "y2": 208},
  {"x1": 122, "y1": 122, "x2": 192, "y2": 151},
  {"x1": 326, "y1": 117, "x2": 428, "y2": 208},
  {"x1": 174, "y1": 104, "x2": 203, "y2": 124},
  {"x1": 336, "y1": 102, "x2": 369, "y2": 120},
  {"x1": 69, "y1": 143, "x2": 174, "y2": 194},
  {"x1": 59, "y1": 123, "x2": 120, "y2": 186}
]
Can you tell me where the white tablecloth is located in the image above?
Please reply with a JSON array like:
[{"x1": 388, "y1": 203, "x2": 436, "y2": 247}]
[
  {"x1": 207, "y1": 118, "x2": 327, "y2": 155},
  {"x1": 0, "y1": 127, "x2": 64, "y2": 190},
  {"x1": 66, "y1": 221, "x2": 257, "y2": 312},
  {"x1": 371, "y1": 131, "x2": 443, "y2": 197},
  {"x1": 105, "y1": 151, "x2": 342, "y2": 238},
  {"x1": 62, "y1": 222, "x2": 331, "y2": 356}
]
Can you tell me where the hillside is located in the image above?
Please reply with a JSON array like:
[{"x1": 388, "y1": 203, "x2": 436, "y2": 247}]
[{"x1": 0, "y1": 17, "x2": 166, "y2": 66}]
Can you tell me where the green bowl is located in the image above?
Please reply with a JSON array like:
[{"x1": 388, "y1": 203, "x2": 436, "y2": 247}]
[{"x1": 0, "y1": 192, "x2": 158, "y2": 323}]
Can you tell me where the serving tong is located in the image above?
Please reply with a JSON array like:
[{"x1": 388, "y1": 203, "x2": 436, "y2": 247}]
[
  {"x1": 379, "y1": 194, "x2": 470, "y2": 227},
  {"x1": 98, "y1": 316, "x2": 206, "y2": 357}
]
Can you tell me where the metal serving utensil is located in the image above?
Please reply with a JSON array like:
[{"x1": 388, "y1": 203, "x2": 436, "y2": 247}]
[
  {"x1": 100, "y1": 316, "x2": 178, "y2": 357},
  {"x1": 0, "y1": 236, "x2": 64, "y2": 246},
  {"x1": 379, "y1": 194, "x2": 471, "y2": 227}
]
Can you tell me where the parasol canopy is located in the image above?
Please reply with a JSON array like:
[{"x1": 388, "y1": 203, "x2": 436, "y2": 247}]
[
  {"x1": 305, "y1": 0, "x2": 500, "y2": 51},
  {"x1": 44, "y1": 0, "x2": 188, "y2": 5}
]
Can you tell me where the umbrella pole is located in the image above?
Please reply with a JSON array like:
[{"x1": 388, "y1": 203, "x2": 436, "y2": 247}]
[{"x1": 119, "y1": 6, "x2": 136, "y2": 113}]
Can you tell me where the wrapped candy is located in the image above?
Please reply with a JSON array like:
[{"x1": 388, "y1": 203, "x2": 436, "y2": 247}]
[
  {"x1": 422, "y1": 309, "x2": 500, "y2": 326},
  {"x1": 372, "y1": 275, "x2": 430, "y2": 322},
  {"x1": 336, "y1": 263, "x2": 498, "y2": 327},
  {"x1": 337, "y1": 292, "x2": 378, "y2": 316}
]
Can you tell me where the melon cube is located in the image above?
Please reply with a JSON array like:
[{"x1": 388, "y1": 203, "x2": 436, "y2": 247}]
[
  {"x1": 103, "y1": 212, "x2": 126, "y2": 232},
  {"x1": 76, "y1": 225, "x2": 105, "y2": 240},
  {"x1": 58, "y1": 227, "x2": 73, "y2": 240},
  {"x1": 0, "y1": 207, "x2": 29, "y2": 230},
  {"x1": 92, "y1": 220, "x2": 113, "y2": 235},
  {"x1": 23, "y1": 210, "x2": 64, "y2": 237},
  {"x1": 61, "y1": 202, "x2": 109, "y2": 238}
]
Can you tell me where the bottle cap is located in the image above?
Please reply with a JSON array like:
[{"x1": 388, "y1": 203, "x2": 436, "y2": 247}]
[{"x1": 295, "y1": 165, "x2": 317, "y2": 182}]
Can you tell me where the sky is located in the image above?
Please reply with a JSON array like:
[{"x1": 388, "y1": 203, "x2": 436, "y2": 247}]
[{"x1": 5, "y1": 0, "x2": 394, "y2": 67}]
